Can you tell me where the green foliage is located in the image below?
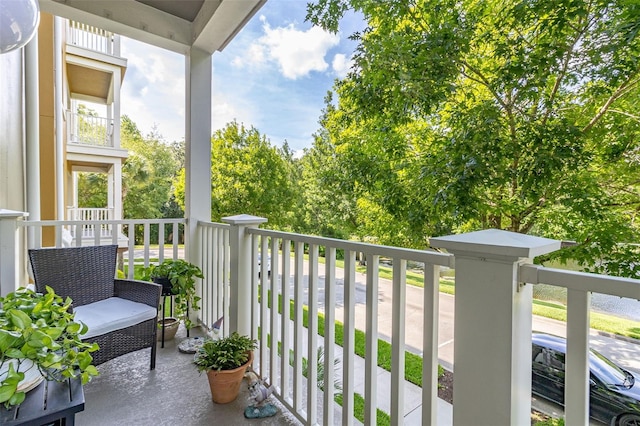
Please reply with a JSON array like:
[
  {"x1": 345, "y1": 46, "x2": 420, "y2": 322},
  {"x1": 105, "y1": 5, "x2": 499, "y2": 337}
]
[
  {"x1": 76, "y1": 172, "x2": 108, "y2": 208},
  {"x1": 297, "y1": 93, "x2": 362, "y2": 239},
  {"x1": 306, "y1": 0, "x2": 640, "y2": 277},
  {"x1": 0, "y1": 287, "x2": 99, "y2": 408},
  {"x1": 295, "y1": 346, "x2": 342, "y2": 393},
  {"x1": 121, "y1": 117, "x2": 182, "y2": 222},
  {"x1": 194, "y1": 332, "x2": 257, "y2": 372},
  {"x1": 142, "y1": 259, "x2": 203, "y2": 329},
  {"x1": 533, "y1": 418, "x2": 565, "y2": 426},
  {"x1": 174, "y1": 121, "x2": 299, "y2": 230}
]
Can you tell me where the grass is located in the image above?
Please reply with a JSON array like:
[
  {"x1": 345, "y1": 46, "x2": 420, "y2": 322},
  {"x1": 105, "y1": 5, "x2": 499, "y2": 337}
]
[
  {"x1": 292, "y1": 299, "x2": 443, "y2": 388},
  {"x1": 336, "y1": 393, "x2": 391, "y2": 426},
  {"x1": 532, "y1": 298, "x2": 640, "y2": 339}
]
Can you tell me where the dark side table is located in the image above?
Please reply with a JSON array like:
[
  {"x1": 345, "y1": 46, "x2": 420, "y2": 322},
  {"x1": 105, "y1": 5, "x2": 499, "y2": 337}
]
[{"x1": 0, "y1": 377, "x2": 84, "y2": 425}]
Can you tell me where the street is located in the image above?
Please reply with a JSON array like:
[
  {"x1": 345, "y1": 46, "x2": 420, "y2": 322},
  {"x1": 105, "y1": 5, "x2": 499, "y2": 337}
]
[
  {"x1": 291, "y1": 259, "x2": 640, "y2": 375},
  {"x1": 290, "y1": 259, "x2": 639, "y2": 423}
]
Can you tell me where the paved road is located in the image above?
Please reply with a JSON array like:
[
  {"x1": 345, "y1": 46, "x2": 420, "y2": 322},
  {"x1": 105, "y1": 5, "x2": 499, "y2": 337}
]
[
  {"x1": 290, "y1": 260, "x2": 639, "y2": 423},
  {"x1": 295, "y1": 260, "x2": 640, "y2": 375}
]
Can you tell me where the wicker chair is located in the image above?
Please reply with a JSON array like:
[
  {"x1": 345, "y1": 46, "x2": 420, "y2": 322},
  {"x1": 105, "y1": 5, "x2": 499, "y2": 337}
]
[{"x1": 28, "y1": 245, "x2": 162, "y2": 369}]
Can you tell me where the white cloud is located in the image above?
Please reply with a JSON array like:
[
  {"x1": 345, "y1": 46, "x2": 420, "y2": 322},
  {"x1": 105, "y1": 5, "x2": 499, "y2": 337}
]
[
  {"x1": 212, "y1": 101, "x2": 255, "y2": 133},
  {"x1": 332, "y1": 53, "x2": 353, "y2": 78},
  {"x1": 234, "y1": 16, "x2": 340, "y2": 80},
  {"x1": 120, "y1": 38, "x2": 185, "y2": 142}
]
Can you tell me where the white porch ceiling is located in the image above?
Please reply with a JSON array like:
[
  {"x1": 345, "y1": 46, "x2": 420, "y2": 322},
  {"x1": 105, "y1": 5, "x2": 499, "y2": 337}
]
[{"x1": 38, "y1": 0, "x2": 266, "y2": 55}]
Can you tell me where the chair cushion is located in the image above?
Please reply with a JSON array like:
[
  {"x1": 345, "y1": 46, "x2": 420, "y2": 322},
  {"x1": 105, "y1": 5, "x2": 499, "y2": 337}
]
[{"x1": 74, "y1": 297, "x2": 157, "y2": 339}]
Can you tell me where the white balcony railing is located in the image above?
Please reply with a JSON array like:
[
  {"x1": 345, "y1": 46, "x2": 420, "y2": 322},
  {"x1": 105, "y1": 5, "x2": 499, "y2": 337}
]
[
  {"x1": 11, "y1": 218, "x2": 184, "y2": 275},
  {"x1": 1, "y1": 212, "x2": 638, "y2": 426},
  {"x1": 67, "y1": 111, "x2": 114, "y2": 147},
  {"x1": 65, "y1": 207, "x2": 115, "y2": 241},
  {"x1": 67, "y1": 21, "x2": 119, "y2": 56}
]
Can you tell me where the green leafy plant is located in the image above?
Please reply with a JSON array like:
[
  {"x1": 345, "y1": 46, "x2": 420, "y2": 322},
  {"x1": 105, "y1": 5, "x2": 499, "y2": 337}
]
[
  {"x1": 194, "y1": 332, "x2": 257, "y2": 372},
  {"x1": 0, "y1": 287, "x2": 99, "y2": 408},
  {"x1": 142, "y1": 259, "x2": 203, "y2": 329}
]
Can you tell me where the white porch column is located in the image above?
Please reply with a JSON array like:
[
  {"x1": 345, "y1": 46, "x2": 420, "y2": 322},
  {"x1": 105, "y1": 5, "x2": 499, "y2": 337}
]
[
  {"x1": 111, "y1": 67, "x2": 121, "y2": 148},
  {"x1": 0, "y1": 210, "x2": 29, "y2": 296},
  {"x1": 222, "y1": 214, "x2": 267, "y2": 336},
  {"x1": 430, "y1": 229, "x2": 560, "y2": 426},
  {"x1": 107, "y1": 167, "x2": 115, "y2": 210},
  {"x1": 184, "y1": 47, "x2": 212, "y2": 267},
  {"x1": 54, "y1": 17, "x2": 65, "y2": 220},
  {"x1": 25, "y1": 35, "x2": 40, "y2": 250},
  {"x1": 113, "y1": 161, "x2": 122, "y2": 220}
]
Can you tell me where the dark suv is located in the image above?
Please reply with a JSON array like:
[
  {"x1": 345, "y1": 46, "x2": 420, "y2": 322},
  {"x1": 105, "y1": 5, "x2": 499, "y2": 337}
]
[{"x1": 532, "y1": 333, "x2": 640, "y2": 425}]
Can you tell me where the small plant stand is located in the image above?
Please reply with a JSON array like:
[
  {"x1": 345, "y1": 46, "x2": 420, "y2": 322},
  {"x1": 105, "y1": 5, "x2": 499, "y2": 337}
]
[{"x1": 159, "y1": 290, "x2": 189, "y2": 347}]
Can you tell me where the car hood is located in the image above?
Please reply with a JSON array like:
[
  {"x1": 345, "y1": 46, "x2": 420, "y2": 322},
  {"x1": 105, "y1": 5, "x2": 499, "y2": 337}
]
[{"x1": 617, "y1": 372, "x2": 640, "y2": 402}]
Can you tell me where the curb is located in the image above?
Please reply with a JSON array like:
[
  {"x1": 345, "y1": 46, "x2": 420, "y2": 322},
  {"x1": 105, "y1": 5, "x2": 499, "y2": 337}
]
[{"x1": 594, "y1": 329, "x2": 640, "y2": 345}]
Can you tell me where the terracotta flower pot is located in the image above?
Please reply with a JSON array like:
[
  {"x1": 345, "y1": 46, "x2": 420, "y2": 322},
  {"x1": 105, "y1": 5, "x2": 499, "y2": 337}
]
[{"x1": 206, "y1": 352, "x2": 253, "y2": 404}]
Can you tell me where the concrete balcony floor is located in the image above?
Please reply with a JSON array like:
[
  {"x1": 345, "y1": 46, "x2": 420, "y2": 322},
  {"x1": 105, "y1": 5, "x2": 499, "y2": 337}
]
[{"x1": 77, "y1": 326, "x2": 300, "y2": 426}]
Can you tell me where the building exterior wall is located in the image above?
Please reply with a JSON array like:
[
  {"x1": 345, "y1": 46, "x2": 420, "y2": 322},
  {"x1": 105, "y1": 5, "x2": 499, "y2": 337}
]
[
  {"x1": 38, "y1": 14, "x2": 57, "y2": 220},
  {"x1": 0, "y1": 50, "x2": 26, "y2": 211}
]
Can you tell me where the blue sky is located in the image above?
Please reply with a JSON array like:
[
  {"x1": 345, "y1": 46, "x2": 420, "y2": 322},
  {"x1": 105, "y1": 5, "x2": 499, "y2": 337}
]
[{"x1": 119, "y1": 1, "x2": 362, "y2": 154}]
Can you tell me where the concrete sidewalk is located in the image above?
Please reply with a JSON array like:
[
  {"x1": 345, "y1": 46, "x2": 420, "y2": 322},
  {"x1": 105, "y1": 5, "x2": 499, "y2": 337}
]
[{"x1": 349, "y1": 346, "x2": 453, "y2": 425}]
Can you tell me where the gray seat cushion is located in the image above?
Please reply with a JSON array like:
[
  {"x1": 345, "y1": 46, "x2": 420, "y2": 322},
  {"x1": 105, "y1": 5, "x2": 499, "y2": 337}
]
[{"x1": 74, "y1": 297, "x2": 157, "y2": 339}]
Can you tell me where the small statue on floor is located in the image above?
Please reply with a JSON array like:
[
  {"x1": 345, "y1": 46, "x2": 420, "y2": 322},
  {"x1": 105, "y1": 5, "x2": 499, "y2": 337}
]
[{"x1": 244, "y1": 370, "x2": 278, "y2": 419}]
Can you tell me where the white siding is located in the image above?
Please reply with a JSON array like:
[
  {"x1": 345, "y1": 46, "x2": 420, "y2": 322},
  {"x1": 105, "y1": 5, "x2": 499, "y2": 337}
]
[{"x1": 0, "y1": 50, "x2": 26, "y2": 211}]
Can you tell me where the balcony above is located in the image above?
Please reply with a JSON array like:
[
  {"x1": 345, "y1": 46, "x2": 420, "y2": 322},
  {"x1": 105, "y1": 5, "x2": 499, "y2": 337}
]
[
  {"x1": 66, "y1": 111, "x2": 127, "y2": 163},
  {"x1": 67, "y1": 22, "x2": 121, "y2": 57},
  {"x1": 65, "y1": 22, "x2": 127, "y2": 104},
  {"x1": 67, "y1": 111, "x2": 115, "y2": 147}
]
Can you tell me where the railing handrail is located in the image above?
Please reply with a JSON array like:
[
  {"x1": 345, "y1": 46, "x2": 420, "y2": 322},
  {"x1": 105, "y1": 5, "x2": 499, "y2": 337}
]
[
  {"x1": 249, "y1": 227, "x2": 455, "y2": 268},
  {"x1": 520, "y1": 263, "x2": 640, "y2": 300},
  {"x1": 20, "y1": 218, "x2": 185, "y2": 227},
  {"x1": 67, "y1": 207, "x2": 114, "y2": 220},
  {"x1": 197, "y1": 220, "x2": 231, "y2": 231},
  {"x1": 67, "y1": 110, "x2": 114, "y2": 147}
]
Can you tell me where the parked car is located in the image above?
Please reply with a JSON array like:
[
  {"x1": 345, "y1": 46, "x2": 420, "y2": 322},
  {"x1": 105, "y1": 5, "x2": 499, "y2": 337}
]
[{"x1": 532, "y1": 333, "x2": 640, "y2": 425}]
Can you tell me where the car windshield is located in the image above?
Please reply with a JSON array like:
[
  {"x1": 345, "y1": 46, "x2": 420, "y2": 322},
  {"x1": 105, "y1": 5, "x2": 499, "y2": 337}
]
[{"x1": 590, "y1": 349, "x2": 628, "y2": 386}]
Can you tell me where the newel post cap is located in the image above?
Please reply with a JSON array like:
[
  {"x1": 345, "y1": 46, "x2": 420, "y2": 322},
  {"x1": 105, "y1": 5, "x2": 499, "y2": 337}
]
[
  {"x1": 430, "y1": 229, "x2": 560, "y2": 260},
  {"x1": 222, "y1": 214, "x2": 267, "y2": 226}
]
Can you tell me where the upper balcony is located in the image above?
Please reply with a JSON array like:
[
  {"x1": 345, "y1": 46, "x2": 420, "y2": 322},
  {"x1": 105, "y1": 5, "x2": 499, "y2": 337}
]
[
  {"x1": 66, "y1": 110, "x2": 128, "y2": 160},
  {"x1": 67, "y1": 111, "x2": 114, "y2": 147},
  {"x1": 67, "y1": 21, "x2": 120, "y2": 57},
  {"x1": 65, "y1": 21, "x2": 127, "y2": 105}
]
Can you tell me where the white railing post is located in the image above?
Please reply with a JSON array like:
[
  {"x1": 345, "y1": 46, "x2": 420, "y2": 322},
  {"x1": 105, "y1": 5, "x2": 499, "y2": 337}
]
[
  {"x1": 222, "y1": 214, "x2": 267, "y2": 336},
  {"x1": 0, "y1": 210, "x2": 29, "y2": 296},
  {"x1": 431, "y1": 229, "x2": 560, "y2": 426}
]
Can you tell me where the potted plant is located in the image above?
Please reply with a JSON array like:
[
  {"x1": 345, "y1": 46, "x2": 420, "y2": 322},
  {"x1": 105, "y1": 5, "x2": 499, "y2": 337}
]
[
  {"x1": 194, "y1": 332, "x2": 257, "y2": 404},
  {"x1": 143, "y1": 259, "x2": 204, "y2": 330},
  {"x1": 0, "y1": 287, "x2": 99, "y2": 408}
]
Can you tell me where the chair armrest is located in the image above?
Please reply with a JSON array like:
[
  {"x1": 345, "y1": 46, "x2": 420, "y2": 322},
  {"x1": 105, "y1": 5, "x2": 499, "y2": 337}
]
[{"x1": 114, "y1": 279, "x2": 162, "y2": 308}]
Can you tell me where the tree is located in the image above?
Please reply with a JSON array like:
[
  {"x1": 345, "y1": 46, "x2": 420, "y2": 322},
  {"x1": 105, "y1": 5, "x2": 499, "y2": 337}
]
[
  {"x1": 120, "y1": 116, "x2": 178, "y2": 221},
  {"x1": 298, "y1": 93, "x2": 360, "y2": 239},
  {"x1": 174, "y1": 121, "x2": 297, "y2": 229},
  {"x1": 307, "y1": 0, "x2": 640, "y2": 276}
]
